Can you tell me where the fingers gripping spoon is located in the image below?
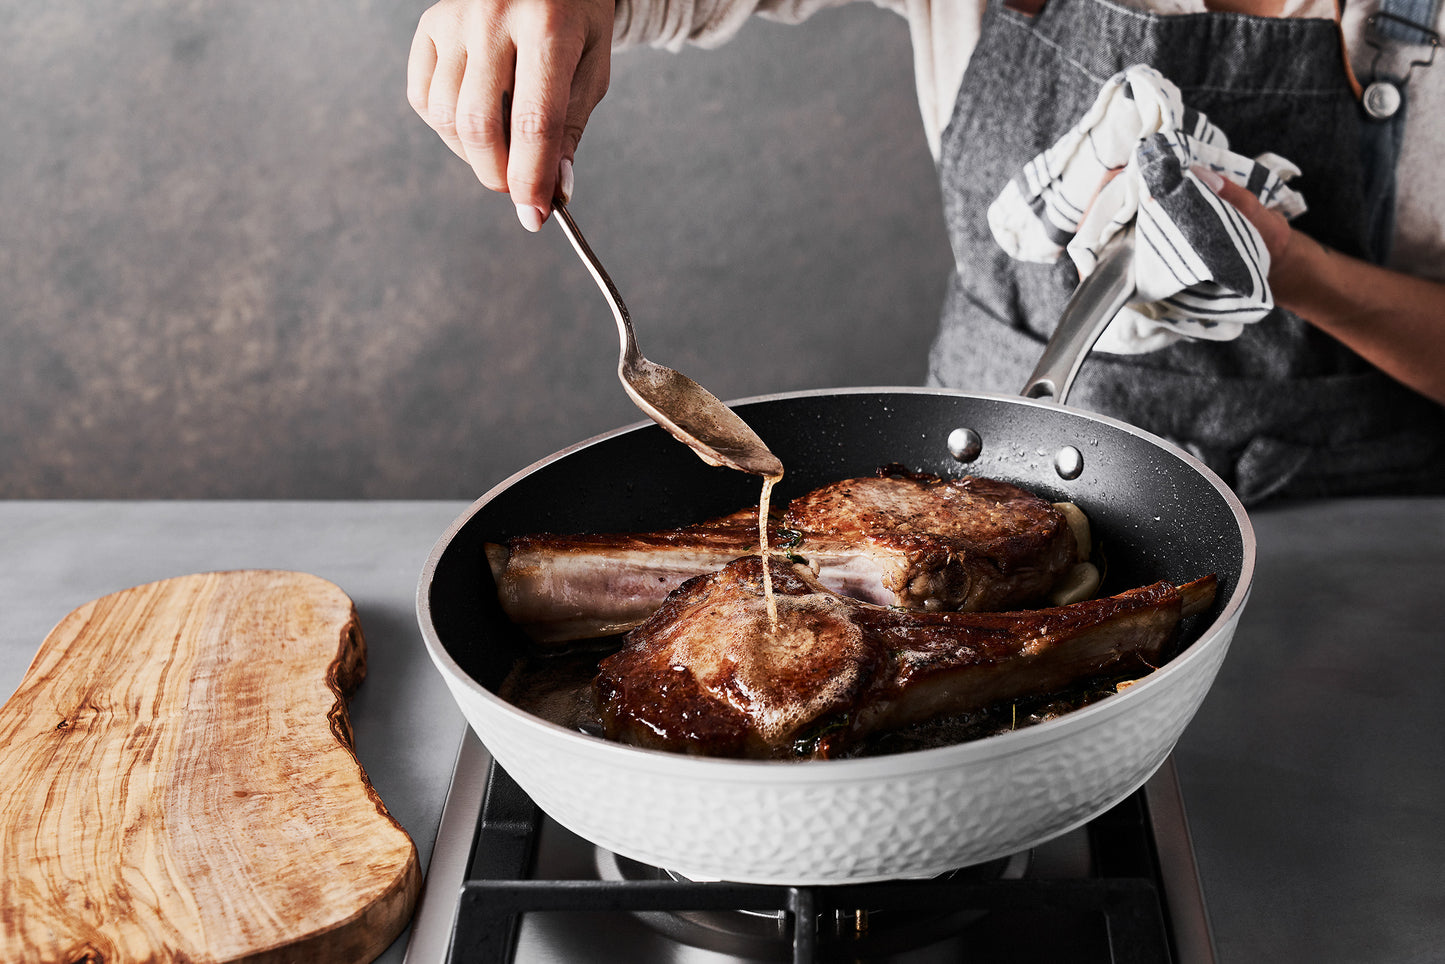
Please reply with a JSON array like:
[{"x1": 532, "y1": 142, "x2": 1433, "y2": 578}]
[{"x1": 551, "y1": 199, "x2": 784, "y2": 478}]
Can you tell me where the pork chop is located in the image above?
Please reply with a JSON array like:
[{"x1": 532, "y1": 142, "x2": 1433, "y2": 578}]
[
  {"x1": 595, "y1": 556, "x2": 1216, "y2": 759},
  {"x1": 488, "y1": 466, "x2": 1086, "y2": 645}
]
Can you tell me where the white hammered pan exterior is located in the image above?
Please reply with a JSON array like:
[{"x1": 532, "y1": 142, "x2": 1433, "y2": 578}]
[
  {"x1": 420, "y1": 388, "x2": 1255, "y2": 884},
  {"x1": 431, "y1": 606, "x2": 1240, "y2": 884}
]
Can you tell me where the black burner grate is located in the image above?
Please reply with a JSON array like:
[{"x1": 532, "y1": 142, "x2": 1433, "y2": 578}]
[{"x1": 444, "y1": 761, "x2": 1180, "y2": 964}]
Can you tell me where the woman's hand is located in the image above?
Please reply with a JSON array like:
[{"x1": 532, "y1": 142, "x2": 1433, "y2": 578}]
[
  {"x1": 1191, "y1": 167, "x2": 1293, "y2": 284},
  {"x1": 407, "y1": 0, "x2": 615, "y2": 231},
  {"x1": 1196, "y1": 166, "x2": 1445, "y2": 406}
]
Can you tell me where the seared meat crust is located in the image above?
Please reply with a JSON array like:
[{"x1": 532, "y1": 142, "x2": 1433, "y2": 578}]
[
  {"x1": 596, "y1": 556, "x2": 1216, "y2": 759},
  {"x1": 782, "y1": 466, "x2": 1079, "y2": 613}
]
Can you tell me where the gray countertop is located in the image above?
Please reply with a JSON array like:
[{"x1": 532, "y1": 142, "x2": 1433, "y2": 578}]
[{"x1": 1, "y1": 499, "x2": 1441, "y2": 962}]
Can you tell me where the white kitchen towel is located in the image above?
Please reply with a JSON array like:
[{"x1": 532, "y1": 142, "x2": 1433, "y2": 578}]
[{"x1": 988, "y1": 65, "x2": 1308, "y2": 354}]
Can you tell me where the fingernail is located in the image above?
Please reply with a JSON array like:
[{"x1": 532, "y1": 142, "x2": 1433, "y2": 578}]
[
  {"x1": 515, "y1": 203, "x2": 545, "y2": 232},
  {"x1": 1193, "y1": 166, "x2": 1225, "y2": 193},
  {"x1": 559, "y1": 157, "x2": 575, "y2": 204}
]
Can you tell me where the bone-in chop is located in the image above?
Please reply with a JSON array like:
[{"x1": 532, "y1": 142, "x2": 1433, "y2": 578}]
[
  {"x1": 486, "y1": 467, "x2": 1091, "y2": 645},
  {"x1": 597, "y1": 556, "x2": 1216, "y2": 759}
]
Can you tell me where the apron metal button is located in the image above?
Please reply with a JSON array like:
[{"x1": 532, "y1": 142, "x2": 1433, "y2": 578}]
[{"x1": 1363, "y1": 81, "x2": 1402, "y2": 119}]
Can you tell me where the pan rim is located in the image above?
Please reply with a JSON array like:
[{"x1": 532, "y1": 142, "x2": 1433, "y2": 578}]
[{"x1": 417, "y1": 385, "x2": 1255, "y2": 776}]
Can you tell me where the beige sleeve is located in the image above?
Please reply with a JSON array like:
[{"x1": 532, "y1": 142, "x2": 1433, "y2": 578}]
[{"x1": 613, "y1": 0, "x2": 904, "y2": 52}]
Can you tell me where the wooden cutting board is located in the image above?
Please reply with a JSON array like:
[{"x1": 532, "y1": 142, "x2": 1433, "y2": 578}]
[{"x1": 0, "y1": 570, "x2": 420, "y2": 964}]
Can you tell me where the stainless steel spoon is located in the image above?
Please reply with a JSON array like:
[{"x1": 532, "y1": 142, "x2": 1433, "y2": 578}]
[{"x1": 551, "y1": 199, "x2": 783, "y2": 478}]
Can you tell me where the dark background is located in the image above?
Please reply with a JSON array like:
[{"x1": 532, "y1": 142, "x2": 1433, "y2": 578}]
[{"x1": 1, "y1": 1, "x2": 950, "y2": 498}]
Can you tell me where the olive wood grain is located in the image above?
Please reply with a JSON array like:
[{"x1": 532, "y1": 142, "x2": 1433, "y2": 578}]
[{"x1": 0, "y1": 570, "x2": 420, "y2": 964}]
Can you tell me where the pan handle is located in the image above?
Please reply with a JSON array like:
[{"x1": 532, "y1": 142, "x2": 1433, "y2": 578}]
[{"x1": 1020, "y1": 229, "x2": 1137, "y2": 405}]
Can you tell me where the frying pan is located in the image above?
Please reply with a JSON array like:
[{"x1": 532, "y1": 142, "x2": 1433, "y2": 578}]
[{"x1": 417, "y1": 234, "x2": 1254, "y2": 884}]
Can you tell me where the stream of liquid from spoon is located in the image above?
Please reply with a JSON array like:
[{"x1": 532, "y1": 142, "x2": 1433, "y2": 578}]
[{"x1": 759, "y1": 470, "x2": 782, "y2": 631}]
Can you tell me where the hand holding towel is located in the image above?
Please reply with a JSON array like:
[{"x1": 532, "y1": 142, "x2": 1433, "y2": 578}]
[{"x1": 988, "y1": 65, "x2": 1307, "y2": 354}]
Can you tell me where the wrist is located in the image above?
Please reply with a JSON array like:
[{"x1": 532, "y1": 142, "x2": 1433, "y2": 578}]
[{"x1": 1268, "y1": 227, "x2": 1329, "y2": 316}]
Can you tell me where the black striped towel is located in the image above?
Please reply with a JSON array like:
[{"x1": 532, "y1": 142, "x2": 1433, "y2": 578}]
[{"x1": 988, "y1": 65, "x2": 1307, "y2": 354}]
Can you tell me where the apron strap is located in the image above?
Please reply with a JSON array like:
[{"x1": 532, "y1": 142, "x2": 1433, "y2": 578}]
[
  {"x1": 1356, "y1": 0, "x2": 1438, "y2": 258},
  {"x1": 1372, "y1": 0, "x2": 1442, "y2": 45}
]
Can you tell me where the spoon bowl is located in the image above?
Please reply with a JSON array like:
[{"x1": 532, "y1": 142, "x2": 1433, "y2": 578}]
[{"x1": 552, "y1": 200, "x2": 783, "y2": 479}]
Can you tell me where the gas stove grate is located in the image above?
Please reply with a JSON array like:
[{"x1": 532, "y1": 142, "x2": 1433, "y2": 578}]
[{"x1": 444, "y1": 760, "x2": 1178, "y2": 964}]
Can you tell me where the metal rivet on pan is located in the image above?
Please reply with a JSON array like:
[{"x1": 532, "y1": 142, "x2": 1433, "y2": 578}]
[
  {"x1": 1054, "y1": 445, "x2": 1084, "y2": 480},
  {"x1": 947, "y1": 428, "x2": 983, "y2": 463}
]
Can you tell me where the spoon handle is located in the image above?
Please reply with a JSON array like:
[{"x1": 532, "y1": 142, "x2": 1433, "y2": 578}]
[{"x1": 552, "y1": 201, "x2": 639, "y2": 364}]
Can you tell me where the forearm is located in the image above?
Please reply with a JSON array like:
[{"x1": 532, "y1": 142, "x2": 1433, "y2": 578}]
[{"x1": 1270, "y1": 231, "x2": 1445, "y2": 405}]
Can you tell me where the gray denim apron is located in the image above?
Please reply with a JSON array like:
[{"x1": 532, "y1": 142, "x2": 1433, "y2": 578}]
[{"x1": 927, "y1": 0, "x2": 1445, "y2": 504}]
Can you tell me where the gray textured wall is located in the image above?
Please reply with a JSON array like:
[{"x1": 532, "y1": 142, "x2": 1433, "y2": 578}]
[{"x1": 1, "y1": 1, "x2": 950, "y2": 498}]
